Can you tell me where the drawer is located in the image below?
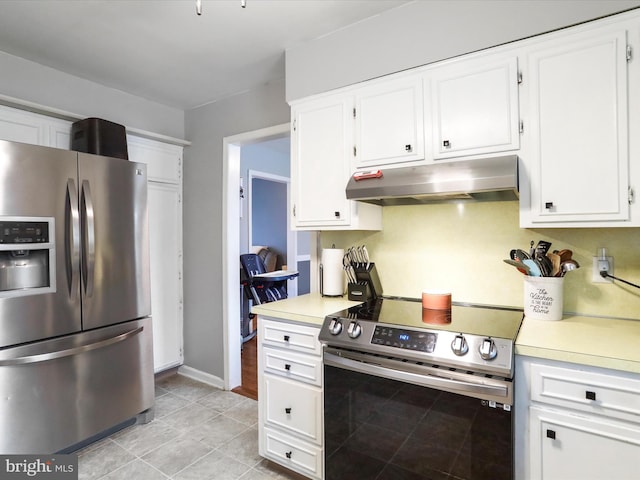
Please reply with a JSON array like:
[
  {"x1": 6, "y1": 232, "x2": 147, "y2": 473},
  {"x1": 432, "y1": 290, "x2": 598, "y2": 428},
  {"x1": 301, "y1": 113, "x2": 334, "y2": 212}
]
[
  {"x1": 263, "y1": 345, "x2": 322, "y2": 386},
  {"x1": 264, "y1": 374, "x2": 322, "y2": 444},
  {"x1": 530, "y1": 363, "x2": 640, "y2": 424},
  {"x1": 260, "y1": 318, "x2": 321, "y2": 356},
  {"x1": 263, "y1": 426, "x2": 323, "y2": 480}
]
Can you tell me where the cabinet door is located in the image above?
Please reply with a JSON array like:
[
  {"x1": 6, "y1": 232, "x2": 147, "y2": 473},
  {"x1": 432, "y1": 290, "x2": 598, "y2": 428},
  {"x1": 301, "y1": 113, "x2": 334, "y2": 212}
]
[
  {"x1": 530, "y1": 406, "x2": 640, "y2": 480},
  {"x1": 526, "y1": 29, "x2": 629, "y2": 223},
  {"x1": 148, "y1": 182, "x2": 183, "y2": 371},
  {"x1": 291, "y1": 95, "x2": 353, "y2": 228},
  {"x1": 0, "y1": 105, "x2": 49, "y2": 145},
  {"x1": 354, "y1": 75, "x2": 424, "y2": 167},
  {"x1": 431, "y1": 56, "x2": 520, "y2": 159},
  {"x1": 0, "y1": 105, "x2": 72, "y2": 148},
  {"x1": 127, "y1": 135, "x2": 182, "y2": 184}
]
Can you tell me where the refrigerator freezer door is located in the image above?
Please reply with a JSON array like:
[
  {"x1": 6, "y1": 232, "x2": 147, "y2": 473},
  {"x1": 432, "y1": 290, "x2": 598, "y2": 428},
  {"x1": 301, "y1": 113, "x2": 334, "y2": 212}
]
[
  {"x1": 0, "y1": 140, "x2": 82, "y2": 348},
  {"x1": 0, "y1": 317, "x2": 154, "y2": 453},
  {"x1": 78, "y1": 153, "x2": 151, "y2": 329}
]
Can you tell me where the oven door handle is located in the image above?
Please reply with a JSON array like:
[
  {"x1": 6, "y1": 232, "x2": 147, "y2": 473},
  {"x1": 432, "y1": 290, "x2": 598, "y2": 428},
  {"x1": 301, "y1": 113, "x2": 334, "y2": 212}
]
[{"x1": 324, "y1": 350, "x2": 510, "y2": 400}]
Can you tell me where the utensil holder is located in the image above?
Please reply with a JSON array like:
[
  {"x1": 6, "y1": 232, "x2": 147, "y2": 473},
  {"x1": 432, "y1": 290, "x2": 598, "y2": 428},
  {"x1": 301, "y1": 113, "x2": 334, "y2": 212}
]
[
  {"x1": 348, "y1": 282, "x2": 372, "y2": 301},
  {"x1": 524, "y1": 276, "x2": 564, "y2": 321},
  {"x1": 351, "y1": 262, "x2": 383, "y2": 300}
]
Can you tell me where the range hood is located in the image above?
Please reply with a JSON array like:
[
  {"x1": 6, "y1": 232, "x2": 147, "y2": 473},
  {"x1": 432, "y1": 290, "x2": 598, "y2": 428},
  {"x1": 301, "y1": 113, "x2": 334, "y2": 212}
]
[{"x1": 345, "y1": 155, "x2": 519, "y2": 206}]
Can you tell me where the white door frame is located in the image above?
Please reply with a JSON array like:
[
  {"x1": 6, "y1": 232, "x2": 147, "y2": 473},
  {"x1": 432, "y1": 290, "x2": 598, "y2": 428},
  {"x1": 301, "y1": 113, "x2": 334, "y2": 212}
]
[
  {"x1": 222, "y1": 123, "x2": 290, "y2": 390},
  {"x1": 247, "y1": 170, "x2": 297, "y2": 297}
]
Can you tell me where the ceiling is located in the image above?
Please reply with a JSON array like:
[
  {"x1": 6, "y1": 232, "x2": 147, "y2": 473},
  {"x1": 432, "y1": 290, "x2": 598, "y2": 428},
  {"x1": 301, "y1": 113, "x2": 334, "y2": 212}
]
[{"x1": 0, "y1": 0, "x2": 409, "y2": 111}]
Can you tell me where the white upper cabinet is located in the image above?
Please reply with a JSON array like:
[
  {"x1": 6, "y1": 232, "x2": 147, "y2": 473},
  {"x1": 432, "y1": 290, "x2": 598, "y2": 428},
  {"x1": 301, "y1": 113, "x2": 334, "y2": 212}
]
[
  {"x1": 0, "y1": 105, "x2": 71, "y2": 147},
  {"x1": 353, "y1": 75, "x2": 425, "y2": 168},
  {"x1": 521, "y1": 26, "x2": 633, "y2": 226},
  {"x1": 127, "y1": 135, "x2": 182, "y2": 184},
  {"x1": 430, "y1": 55, "x2": 520, "y2": 159},
  {"x1": 291, "y1": 94, "x2": 382, "y2": 230}
]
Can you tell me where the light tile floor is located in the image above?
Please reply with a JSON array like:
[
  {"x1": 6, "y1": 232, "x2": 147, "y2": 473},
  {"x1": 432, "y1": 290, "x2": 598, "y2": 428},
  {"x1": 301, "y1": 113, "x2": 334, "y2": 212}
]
[{"x1": 77, "y1": 374, "x2": 300, "y2": 480}]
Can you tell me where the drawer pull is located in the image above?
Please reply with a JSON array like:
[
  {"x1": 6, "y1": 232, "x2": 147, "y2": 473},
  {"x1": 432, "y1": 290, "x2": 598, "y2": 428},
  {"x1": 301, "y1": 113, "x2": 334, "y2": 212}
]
[
  {"x1": 284, "y1": 364, "x2": 291, "y2": 371},
  {"x1": 285, "y1": 407, "x2": 292, "y2": 414},
  {"x1": 546, "y1": 429, "x2": 556, "y2": 440},
  {"x1": 285, "y1": 451, "x2": 292, "y2": 459},
  {"x1": 586, "y1": 390, "x2": 597, "y2": 401},
  {"x1": 283, "y1": 335, "x2": 290, "y2": 342}
]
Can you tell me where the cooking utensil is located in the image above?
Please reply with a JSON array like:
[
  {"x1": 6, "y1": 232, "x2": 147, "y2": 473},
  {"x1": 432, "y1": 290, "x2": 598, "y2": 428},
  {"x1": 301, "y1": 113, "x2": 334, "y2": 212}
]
[
  {"x1": 560, "y1": 259, "x2": 580, "y2": 276},
  {"x1": 547, "y1": 252, "x2": 562, "y2": 276},
  {"x1": 535, "y1": 240, "x2": 552, "y2": 256},
  {"x1": 523, "y1": 259, "x2": 542, "y2": 277},
  {"x1": 556, "y1": 249, "x2": 573, "y2": 263},
  {"x1": 362, "y1": 245, "x2": 370, "y2": 269},
  {"x1": 516, "y1": 249, "x2": 531, "y2": 261},
  {"x1": 503, "y1": 259, "x2": 531, "y2": 275}
]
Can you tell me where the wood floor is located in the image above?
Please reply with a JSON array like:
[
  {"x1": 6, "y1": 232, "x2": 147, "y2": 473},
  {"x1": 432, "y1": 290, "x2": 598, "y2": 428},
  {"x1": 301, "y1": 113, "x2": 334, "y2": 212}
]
[{"x1": 231, "y1": 334, "x2": 258, "y2": 400}]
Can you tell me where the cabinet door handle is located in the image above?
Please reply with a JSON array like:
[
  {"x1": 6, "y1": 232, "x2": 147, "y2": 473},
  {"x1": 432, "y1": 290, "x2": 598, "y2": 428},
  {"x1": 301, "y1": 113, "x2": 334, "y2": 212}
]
[
  {"x1": 586, "y1": 390, "x2": 597, "y2": 401},
  {"x1": 283, "y1": 335, "x2": 290, "y2": 342},
  {"x1": 284, "y1": 363, "x2": 291, "y2": 371},
  {"x1": 443, "y1": 140, "x2": 451, "y2": 148},
  {"x1": 545, "y1": 202, "x2": 554, "y2": 209},
  {"x1": 285, "y1": 451, "x2": 292, "y2": 459},
  {"x1": 285, "y1": 407, "x2": 292, "y2": 414},
  {"x1": 334, "y1": 211, "x2": 340, "y2": 218},
  {"x1": 546, "y1": 429, "x2": 556, "y2": 440},
  {"x1": 405, "y1": 144, "x2": 412, "y2": 152}
]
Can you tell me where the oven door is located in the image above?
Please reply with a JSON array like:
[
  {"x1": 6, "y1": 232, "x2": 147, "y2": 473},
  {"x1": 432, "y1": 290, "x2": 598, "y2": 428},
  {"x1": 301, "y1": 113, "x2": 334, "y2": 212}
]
[{"x1": 324, "y1": 348, "x2": 513, "y2": 480}]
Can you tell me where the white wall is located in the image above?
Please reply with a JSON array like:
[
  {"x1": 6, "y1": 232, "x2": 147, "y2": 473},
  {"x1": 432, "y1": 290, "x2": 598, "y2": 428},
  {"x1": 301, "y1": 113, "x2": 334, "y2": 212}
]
[
  {"x1": 285, "y1": 0, "x2": 640, "y2": 101},
  {"x1": 183, "y1": 78, "x2": 290, "y2": 378},
  {"x1": 0, "y1": 51, "x2": 184, "y2": 139}
]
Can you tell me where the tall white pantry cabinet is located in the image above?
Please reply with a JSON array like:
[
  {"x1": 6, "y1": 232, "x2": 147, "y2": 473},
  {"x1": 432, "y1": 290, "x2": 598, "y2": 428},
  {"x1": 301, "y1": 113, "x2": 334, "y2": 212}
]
[{"x1": 0, "y1": 104, "x2": 184, "y2": 372}]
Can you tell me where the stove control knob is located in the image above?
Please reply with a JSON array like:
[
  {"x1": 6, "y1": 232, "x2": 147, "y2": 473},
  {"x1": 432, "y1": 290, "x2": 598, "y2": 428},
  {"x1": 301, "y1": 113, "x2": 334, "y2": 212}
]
[
  {"x1": 451, "y1": 334, "x2": 469, "y2": 356},
  {"x1": 479, "y1": 338, "x2": 498, "y2": 361},
  {"x1": 328, "y1": 318, "x2": 343, "y2": 336},
  {"x1": 347, "y1": 321, "x2": 362, "y2": 339}
]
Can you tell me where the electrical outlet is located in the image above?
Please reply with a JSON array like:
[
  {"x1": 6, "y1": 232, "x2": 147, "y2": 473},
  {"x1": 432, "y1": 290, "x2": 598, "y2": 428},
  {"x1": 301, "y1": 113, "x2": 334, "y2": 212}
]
[{"x1": 592, "y1": 256, "x2": 614, "y2": 283}]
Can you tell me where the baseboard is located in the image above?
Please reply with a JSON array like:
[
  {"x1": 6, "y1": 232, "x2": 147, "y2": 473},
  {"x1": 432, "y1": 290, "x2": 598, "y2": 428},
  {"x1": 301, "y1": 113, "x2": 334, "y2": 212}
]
[{"x1": 178, "y1": 364, "x2": 225, "y2": 389}]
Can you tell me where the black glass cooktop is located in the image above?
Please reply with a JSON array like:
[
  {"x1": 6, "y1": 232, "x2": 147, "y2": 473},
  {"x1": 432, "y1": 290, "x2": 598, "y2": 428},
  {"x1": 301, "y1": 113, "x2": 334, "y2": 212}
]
[{"x1": 329, "y1": 297, "x2": 524, "y2": 341}]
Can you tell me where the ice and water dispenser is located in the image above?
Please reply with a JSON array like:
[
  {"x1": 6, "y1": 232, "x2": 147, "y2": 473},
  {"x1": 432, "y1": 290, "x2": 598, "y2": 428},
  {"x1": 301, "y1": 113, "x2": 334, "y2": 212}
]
[{"x1": 0, "y1": 218, "x2": 55, "y2": 297}]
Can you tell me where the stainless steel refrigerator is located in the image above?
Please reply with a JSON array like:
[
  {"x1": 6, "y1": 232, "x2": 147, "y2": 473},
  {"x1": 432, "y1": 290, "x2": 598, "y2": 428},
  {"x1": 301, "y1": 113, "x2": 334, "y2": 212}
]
[{"x1": 0, "y1": 139, "x2": 154, "y2": 454}]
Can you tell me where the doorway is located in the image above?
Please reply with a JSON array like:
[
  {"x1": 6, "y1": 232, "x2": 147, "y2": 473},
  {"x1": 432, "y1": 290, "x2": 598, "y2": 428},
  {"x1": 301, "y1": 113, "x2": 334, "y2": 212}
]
[{"x1": 222, "y1": 123, "x2": 311, "y2": 395}]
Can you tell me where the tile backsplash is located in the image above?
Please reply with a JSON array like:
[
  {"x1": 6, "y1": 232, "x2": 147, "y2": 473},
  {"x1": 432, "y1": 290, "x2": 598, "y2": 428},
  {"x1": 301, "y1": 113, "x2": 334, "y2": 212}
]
[{"x1": 321, "y1": 201, "x2": 640, "y2": 319}]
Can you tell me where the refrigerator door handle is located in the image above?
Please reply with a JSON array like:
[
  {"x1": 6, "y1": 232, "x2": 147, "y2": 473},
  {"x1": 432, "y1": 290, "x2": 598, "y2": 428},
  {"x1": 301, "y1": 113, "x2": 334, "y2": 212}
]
[
  {"x1": 0, "y1": 326, "x2": 144, "y2": 366},
  {"x1": 66, "y1": 178, "x2": 81, "y2": 298},
  {"x1": 81, "y1": 180, "x2": 96, "y2": 297}
]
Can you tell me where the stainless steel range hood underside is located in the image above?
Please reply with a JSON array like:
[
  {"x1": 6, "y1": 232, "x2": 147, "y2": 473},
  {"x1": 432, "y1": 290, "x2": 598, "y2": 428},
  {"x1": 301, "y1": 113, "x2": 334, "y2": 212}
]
[{"x1": 346, "y1": 155, "x2": 519, "y2": 206}]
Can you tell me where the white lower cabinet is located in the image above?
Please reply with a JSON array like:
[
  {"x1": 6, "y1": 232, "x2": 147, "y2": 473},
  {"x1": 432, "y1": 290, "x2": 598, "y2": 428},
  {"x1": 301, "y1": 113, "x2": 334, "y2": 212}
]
[
  {"x1": 516, "y1": 356, "x2": 640, "y2": 480},
  {"x1": 529, "y1": 406, "x2": 640, "y2": 480},
  {"x1": 258, "y1": 317, "x2": 323, "y2": 480}
]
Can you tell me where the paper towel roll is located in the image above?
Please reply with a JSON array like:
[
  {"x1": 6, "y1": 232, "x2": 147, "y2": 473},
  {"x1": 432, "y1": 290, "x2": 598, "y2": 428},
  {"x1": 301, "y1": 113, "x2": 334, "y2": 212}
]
[{"x1": 321, "y1": 248, "x2": 344, "y2": 296}]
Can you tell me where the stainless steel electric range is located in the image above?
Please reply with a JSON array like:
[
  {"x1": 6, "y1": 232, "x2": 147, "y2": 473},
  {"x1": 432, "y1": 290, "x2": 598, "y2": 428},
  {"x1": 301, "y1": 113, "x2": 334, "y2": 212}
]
[{"x1": 319, "y1": 296, "x2": 524, "y2": 480}]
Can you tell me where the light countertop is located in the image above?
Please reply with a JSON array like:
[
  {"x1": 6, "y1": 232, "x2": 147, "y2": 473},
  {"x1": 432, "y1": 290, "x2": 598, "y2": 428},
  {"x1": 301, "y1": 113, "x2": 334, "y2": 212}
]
[
  {"x1": 252, "y1": 294, "x2": 640, "y2": 374},
  {"x1": 250, "y1": 293, "x2": 362, "y2": 327},
  {"x1": 516, "y1": 314, "x2": 640, "y2": 374}
]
